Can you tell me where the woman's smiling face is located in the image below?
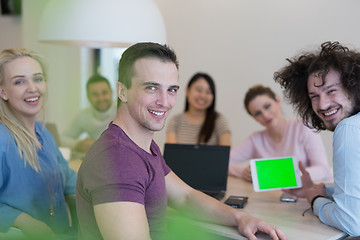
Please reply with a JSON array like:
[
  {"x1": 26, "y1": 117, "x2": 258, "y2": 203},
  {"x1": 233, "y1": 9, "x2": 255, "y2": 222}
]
[
  {"x1": 186, "y1": 77, "x2": 214, "y2": 112},
  {"x1": 0, "y1": 56, "x2": 46, "y2": 122}
]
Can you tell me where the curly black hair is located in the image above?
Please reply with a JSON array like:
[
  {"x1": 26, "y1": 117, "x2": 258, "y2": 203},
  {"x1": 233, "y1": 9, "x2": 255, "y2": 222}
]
[{"x1": 274, "y1": 41, "x2": 360, "y2": 131}]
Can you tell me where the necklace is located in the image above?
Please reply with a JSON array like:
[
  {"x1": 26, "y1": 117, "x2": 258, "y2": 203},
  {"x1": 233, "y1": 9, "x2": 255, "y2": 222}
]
[
  {"x1": 44, "y1": 163, "x2": 57, "y2": 216},
  {"x1": 36, "y1": 128, "x2": 56, "y2": 216}
]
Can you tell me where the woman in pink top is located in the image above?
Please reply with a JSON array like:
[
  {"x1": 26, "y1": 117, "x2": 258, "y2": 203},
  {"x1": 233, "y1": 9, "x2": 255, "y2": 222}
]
[{"x1": 229, "y1": 85, "x2": 332, "y2": 182}]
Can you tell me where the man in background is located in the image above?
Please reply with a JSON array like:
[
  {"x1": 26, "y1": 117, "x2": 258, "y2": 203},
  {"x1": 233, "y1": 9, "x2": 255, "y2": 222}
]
[
  {"x1": 274, "y1": 41, "x2": 360, "y2": 236},
  {"x1": 61, "y1": 74, "x2": 116, "y2": 156}
]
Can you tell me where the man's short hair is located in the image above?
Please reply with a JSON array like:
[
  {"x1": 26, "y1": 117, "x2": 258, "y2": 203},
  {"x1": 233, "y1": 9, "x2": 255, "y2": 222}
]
[
  {"x1": 274, "y1": 41, "x2": 360, "y2": 131},
  {"x1": 117, "y1": 42, "x2": 178, "y2": 106},
  {"x1": 86, "y1": 74, "x2": 111, "y2": 93}
]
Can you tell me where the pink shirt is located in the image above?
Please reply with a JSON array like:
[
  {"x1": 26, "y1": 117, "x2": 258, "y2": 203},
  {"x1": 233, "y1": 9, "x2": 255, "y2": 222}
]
[{"x1": 229, "y1": 119, "x2": 332, "y2": 181}]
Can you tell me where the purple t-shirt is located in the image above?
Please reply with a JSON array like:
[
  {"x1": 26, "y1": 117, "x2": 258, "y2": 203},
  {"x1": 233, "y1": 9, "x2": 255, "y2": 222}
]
[{"x1": 76, "y1": 123, "x2": 171, "y2": 240}]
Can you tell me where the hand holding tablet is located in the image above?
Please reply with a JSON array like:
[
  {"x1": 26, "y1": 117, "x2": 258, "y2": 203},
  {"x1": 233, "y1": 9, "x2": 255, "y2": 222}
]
[{"x1": 250, "y1": 156, "x2": 302, "y2": 192}]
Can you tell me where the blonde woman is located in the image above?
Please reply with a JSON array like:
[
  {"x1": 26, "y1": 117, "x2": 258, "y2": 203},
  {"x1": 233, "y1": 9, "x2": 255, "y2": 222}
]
[{"x1": 0, "y1": 48, "x2": 77, "y2": 239}]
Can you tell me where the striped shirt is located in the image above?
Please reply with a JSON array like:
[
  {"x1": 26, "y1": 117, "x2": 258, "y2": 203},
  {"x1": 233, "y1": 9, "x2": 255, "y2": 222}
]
[{"x1": 166, "y1": 112, "x2": 230, "y2": 145}]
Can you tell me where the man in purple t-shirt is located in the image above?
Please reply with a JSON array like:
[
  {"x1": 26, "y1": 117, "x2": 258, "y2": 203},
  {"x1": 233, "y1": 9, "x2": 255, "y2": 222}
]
[{"x1": 76, "y1": 42, "x2": 287, "y2": 240}]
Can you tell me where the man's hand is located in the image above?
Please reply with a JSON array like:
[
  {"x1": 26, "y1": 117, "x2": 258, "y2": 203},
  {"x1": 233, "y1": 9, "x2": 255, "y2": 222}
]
[
  {"x1": 236, "y1": 213, "x2": 288, "y2": 240},
  {"x1": 283, "y1": 161, "x2": 313, "y2": 198},
  {"x1": 304, "y1": 183, "x2": 326, "y2": 203},
  {"x1": 166, "y1": 171, "x2": 287, "y2": 240},
  {"x1": 74, "y1": 137, "x2": 95, "y2": 153}
]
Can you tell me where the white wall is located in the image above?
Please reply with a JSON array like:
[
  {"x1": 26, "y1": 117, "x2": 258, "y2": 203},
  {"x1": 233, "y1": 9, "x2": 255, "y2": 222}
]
[
  {"x1": 0, "y1": 13, "x2": 22, "y2": 49},
  {"x1": 3, "y1": 0, "x2": 360, "y2": 164},
  {"x1": 152, "y1": 0, "x2": 360, "y2": 163},
  {"x1": 21, "y1": 0, "x2": 87, "y2": 133}
]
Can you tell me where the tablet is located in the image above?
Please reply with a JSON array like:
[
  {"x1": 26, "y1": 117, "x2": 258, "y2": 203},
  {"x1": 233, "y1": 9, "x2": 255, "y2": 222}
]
[{"x1": 250, "y1": 156, "x2": 302, "y2": 192}]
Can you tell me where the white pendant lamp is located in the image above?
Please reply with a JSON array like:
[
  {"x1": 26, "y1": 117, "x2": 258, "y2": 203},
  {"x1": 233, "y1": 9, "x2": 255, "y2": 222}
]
[{"x1": 38, "y1": 0, "x2": 167, "y2": 48}]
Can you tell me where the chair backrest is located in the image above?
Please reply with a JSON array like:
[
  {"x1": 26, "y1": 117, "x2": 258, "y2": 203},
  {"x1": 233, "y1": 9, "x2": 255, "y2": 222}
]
[{"x1": 45, "y1": 122, "x2": 61, "y2": 146}]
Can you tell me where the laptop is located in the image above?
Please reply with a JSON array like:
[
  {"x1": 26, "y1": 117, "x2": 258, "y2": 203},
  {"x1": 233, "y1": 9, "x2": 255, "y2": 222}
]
[{"x1": 163, "y1": 143, "x2": 230, "y2": 200}]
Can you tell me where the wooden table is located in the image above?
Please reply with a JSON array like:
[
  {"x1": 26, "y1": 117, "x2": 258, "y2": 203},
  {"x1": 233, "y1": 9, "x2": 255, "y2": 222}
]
[
  {"x1": 199, "y1": 177, "x2": 347, "y2": 240},
  {"x1": 67, "y1": 159, "x2": 347, "y2": 239},
  {"x1": 68, "y1": 158, "x2": 83, "y2": 172}
]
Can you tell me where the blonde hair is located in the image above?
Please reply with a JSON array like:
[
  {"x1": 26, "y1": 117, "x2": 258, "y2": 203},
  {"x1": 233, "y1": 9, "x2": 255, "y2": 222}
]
[{"x1": 0, "y1": 48, "x2": 47, "y2": 172}]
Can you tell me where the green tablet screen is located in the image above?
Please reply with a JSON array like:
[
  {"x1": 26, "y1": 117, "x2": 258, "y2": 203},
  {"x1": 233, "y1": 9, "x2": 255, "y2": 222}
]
[{"x1": 255, "y1": 157, "x2": 297, "y2": 190}]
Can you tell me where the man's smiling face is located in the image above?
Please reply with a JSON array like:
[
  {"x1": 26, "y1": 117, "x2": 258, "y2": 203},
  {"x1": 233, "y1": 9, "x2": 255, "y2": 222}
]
[{"x1": 307, "y1": 68, "x2": 354, "y2": 131}]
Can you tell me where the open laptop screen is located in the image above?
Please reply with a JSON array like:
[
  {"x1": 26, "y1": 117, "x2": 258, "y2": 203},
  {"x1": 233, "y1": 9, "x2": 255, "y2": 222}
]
[{"x1": 163, "y1": 143, "x2": 230, "y2": 192}]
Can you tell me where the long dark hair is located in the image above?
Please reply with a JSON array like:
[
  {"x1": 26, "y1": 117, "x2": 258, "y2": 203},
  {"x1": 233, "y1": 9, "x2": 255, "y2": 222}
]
[{"x1": 185, "y1": 72, "x2": 218, "y2": 143}]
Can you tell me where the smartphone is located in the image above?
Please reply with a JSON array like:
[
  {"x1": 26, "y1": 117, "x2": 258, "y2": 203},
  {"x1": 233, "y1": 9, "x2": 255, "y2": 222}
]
[
  {"x1": 224, "y1": 196, "x2": 248, "y2": 208},
  {"x1": 280, "y1": 192, "x2": 297, "y2": 202}
]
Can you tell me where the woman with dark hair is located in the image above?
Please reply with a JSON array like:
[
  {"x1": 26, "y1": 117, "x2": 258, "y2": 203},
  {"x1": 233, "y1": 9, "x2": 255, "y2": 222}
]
[
  {"x1": 166, "y1": 72, "x2": 231, "y2": 145},
  {"x1": 229, "y1": 84, "x2": 332, "y2": 182}
]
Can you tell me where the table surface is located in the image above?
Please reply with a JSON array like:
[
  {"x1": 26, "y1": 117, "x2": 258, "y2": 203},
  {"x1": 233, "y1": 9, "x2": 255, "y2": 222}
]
[
  {"x1": 199, "y1": 176, "x2": 347, "y2": 240},
  {"x1": 68, "y1": 160, "x2": 347, "y2": 240},
  {"x1": 69, "y1": 158, "x2": 82, "y2": 172}
]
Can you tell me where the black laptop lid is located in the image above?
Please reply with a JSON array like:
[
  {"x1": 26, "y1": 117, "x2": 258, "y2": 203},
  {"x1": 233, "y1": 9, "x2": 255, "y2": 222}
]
[{"x1": 163, "y1": 143, "x2": 230, "y2": 192}]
